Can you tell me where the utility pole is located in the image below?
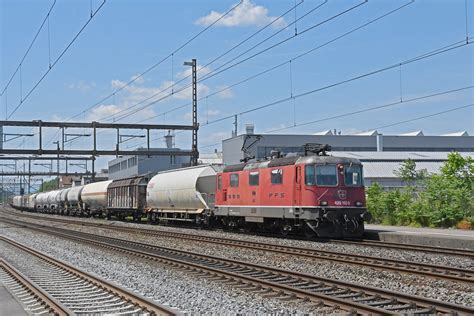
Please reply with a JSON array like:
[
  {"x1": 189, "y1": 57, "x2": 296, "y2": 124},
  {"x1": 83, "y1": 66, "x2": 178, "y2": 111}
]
[
  {"x1": 53, "y1": 141, "x2": 60, "y2": 189},
  {"x1": 184, "y1": 59, "x2": 199, "y2": 166}
]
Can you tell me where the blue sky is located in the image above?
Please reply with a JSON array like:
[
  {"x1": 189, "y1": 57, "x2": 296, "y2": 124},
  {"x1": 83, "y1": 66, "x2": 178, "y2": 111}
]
[{"x1": 1, "y1": 0, "x2": 473, "y2": 170}]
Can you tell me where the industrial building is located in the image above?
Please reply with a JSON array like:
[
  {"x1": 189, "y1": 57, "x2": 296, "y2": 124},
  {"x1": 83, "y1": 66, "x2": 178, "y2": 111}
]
[{"x1": 221, "y1": 125, "x2": 473, "y2": 188}]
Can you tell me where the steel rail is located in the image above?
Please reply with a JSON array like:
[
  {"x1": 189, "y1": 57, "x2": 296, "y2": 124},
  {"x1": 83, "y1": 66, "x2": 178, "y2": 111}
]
[
  {"x1": 4, "y1": 207, "x2": 472, "y2": 258},
  {"x1": 0, "y1": 235, "x2": 178, "y2": 316},
  {"x1": 2, "y1": 216, "x2": 472, "y2": 315},
  {"x1": 2, "y1": 208, "x2": 472, "y2": 283},
  {"x1": 0, "y1": 258, "x2": 72, "y2": 316},
  {"x1": 335, "y1": 238, "x2": 474, "y2": 258}
]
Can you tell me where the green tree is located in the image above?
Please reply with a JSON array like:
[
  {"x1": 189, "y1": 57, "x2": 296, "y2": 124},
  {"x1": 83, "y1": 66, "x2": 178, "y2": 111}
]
[
  {"x1": 394, "y1": 159, "x2": 427, "y2": 186},
  {"x1": 39, "y1": 178, "x2": 58, "y2": 192},
  {"x1": 366, "y1": 153, "x2": 473, "y2": 228}
]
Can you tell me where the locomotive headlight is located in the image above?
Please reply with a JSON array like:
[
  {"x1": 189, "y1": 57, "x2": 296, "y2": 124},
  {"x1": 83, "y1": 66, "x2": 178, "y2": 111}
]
[
  {"x1": 355, "y1": 201, "x2": 363, "y2": 207},
  {"x1": 320, "y1": 201, "x2": 328, "y2": 206}
]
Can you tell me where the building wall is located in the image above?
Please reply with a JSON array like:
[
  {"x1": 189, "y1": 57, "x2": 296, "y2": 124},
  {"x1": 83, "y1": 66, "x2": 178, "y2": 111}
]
[
  {"x1": 222, "y1": 134, "x2": 474, "y2": 165},
  {"x1": 108, "y1": 150, "x2": 192, "y2": 180}
]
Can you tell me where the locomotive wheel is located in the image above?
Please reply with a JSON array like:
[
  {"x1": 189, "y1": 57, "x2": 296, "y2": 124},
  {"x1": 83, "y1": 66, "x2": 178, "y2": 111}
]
[{"x1": 303, "y1": 225, "x2": 316, "y2": 239}]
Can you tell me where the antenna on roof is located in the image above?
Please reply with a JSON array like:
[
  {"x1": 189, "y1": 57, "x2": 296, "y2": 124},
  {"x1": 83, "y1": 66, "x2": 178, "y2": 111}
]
[{"x1": 304, "y1": 143, "x2": 331, "y2": 156}]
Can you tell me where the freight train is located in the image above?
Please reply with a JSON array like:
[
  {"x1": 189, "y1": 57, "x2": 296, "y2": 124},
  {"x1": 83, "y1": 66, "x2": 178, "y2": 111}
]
[{"x1": 10, "y1": 145, "x2": 371, "y2": 238}]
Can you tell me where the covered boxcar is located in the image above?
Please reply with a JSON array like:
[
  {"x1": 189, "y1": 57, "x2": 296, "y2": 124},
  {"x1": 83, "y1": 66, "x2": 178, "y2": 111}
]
[
  {"x1": 146, "y1": 165, "x2": 220, "y2": 224},
  {"x1": 107, "y1": 175, "x2": 150, "y2": 220},
  {"x1": 81, "y1": 180, "x2": 112, "y2": 216}
]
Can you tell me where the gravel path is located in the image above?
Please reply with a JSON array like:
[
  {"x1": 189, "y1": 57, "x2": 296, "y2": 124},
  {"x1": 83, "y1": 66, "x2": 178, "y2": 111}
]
[{"x1": 0, "y1": 226, "x2": 337, "y2": 314}]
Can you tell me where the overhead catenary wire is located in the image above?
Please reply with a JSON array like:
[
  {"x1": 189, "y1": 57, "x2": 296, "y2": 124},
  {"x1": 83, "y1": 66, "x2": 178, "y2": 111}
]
[
  {"x1": 95, "y1": 0, "x2": 311, "y2": 123},
  {"x1": 369, "y1": 103, "x2": 474, "y2": 131},
  {"x1": 0, "y1": 0, "x2": 57, "y2": 97},
  {"x1": 100, "y1": 0, "x2": 369, "y2": 123},
  {"x1": 124, "y1": 1, "x2": 416, "y2": 149},
  {"x1": 7, "y1": 0, "x2": 107, "y2": 119},
  {"x1": 266, "y1": 85, "x2": 474, "y2": 133},
  {"x1": 200, "y1": 37, "x2": 473, "y2": 128},
  {"x1": 108, "y1": 0, "x2": 413, "y2": 125},
  {"x1": 67, "y1": 0, "x2": 245, "y2": 121}
]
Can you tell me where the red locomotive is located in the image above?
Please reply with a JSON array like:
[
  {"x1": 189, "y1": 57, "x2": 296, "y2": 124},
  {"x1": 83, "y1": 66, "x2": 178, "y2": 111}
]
[{"x1": 215, "y1": 144, "x2": 371, "y2": 238}]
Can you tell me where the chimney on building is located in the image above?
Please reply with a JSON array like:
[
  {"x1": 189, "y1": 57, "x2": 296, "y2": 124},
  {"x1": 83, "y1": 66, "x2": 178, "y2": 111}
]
[
  {"x1": 376, "y1": 133, "x2": 383, "y2": 152},
  {"x1": 246, "y1": 124, "x2": 254, "y2": 135},
  {"x1": 164, "y1": 130, "x2": 173, "y2": 149}
]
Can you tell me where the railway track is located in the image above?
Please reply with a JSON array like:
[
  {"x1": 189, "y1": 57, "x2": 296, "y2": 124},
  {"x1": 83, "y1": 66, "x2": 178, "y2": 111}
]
[
  {"x1": 334, "y1": 238, "x2": 473, "y2": 258},
  {"x1": 2, "y1": 209, "x2": 472, "y2": 284},
  {"x1": 2, "y1": 216, "x2": 473, "y2": 315},
  {"x1": 3, "y1": 207, "x2": 472, "y2": 259},
  {"x1": 0, "y1": 234, "x2": 178, "y2": 315},
  {"x1": 0, "y1": 258, "x2": 71, "y2": 315}
]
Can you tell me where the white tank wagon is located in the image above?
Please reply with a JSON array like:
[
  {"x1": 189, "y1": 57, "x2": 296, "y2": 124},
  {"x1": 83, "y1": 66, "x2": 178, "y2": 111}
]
[
  {"x1": 57, "y1": 188, "x2": 71, "y2": 214},
  {"x1": 46, "y1": 191, "x2": 61, "y2": 211},
  {"x1": 27, "y1": 193, "x2": 38, "y2": 211},
  {"x1": 12, "y1": 196, "x2": 21, "y2": 209},
  {"x1": 20, "y1": 195, "x2": 29, "y2": 209},
  {"x1": 81, "y1": 180, "x2": 112, "y2": 216},
  {"x1": 146, "y1": 165, "x2": 221, "y2": 224},
  {"x1": 35, "y1": 192, "x2": 49, "y2": 210},
  {"x1": 66, "y1": 186, "x2": 84, "y2": 215}
]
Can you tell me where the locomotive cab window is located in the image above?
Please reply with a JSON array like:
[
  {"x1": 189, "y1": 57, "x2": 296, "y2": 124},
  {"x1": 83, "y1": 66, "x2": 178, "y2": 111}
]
[
  {"x1": 217, "y1": 175, "x2": 222, "y2": 190},
  {"x1": 344, "y1": 165, "x2": 363, "y2": 186},
  {"x1": 316, "y1": 165, "x2": 338, "y2": 186},
  {"x1": 305, "y1": 165, "x2": 316, "y2": 185},
  {"x1": 271, "y1": 169, "x2": 283, "y2": 184},
  {"x1": 249, "y1": 171, "x2": 259, "y2": 186},
  {"x1": 230, "y1": 174, "x2": 239, "y2": 187}
]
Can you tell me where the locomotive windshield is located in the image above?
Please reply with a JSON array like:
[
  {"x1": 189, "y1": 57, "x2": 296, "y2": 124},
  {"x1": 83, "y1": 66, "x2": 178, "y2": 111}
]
[
  {"x1": 344, "y1": 164, "x2": 363, "y2": 186},
  {"x1": 305, "y1": 165, "x2": 338, "y2": 186}
]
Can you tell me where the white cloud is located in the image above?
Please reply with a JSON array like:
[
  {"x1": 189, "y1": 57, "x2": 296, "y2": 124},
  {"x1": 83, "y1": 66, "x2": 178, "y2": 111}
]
[
  {"x1": 195, "y1": 0, "x2": 286, "y2": 28},
  {"x1": 68, "y1": 80, "x2": 96, "y2": 91}
]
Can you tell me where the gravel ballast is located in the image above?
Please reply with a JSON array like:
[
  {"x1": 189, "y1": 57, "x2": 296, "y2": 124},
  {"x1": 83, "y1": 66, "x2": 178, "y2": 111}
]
[
  {"x1": 0, "y1": 226, "x2": 336, "y2": 314},
  {"x1": 1, "y1": 210, "x2": 472, "y2": 309}
]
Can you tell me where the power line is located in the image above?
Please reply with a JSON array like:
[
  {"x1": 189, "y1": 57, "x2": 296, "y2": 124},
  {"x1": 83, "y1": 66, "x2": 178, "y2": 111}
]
[
  {"x1": 124, "y1": 1, "x2": 416, "y2": 150},
  {"x1": 0, "y1": 0, "x2": 57, "y2": 97},
  {"x1": 265, "y1": 86, "x2": 474, "y2": 133},
  {"x1": 95, "y1": 0, "x2": 315, "y2": 123},
  {"x1": 67, "y1": 0, "x2": 245, "y2": 121},
  {"x1": 99, "y1": 0, "x2": 369, "y2": 123},
  {"x1": 7, "y1": 0, "x2": 107, "y2": 119},
  {"x1": 200, "y1": 0, "x2": 368, "y2": 83},
  {"x1": 370, "y1": 103, "x2": 474, "y2": 131},
  {"x1": 200, "y1": 37, "x2": 473, "y2": 128}
]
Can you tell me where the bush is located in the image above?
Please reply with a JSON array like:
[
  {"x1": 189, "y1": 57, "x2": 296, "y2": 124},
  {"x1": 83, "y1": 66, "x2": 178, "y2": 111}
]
[{"x1": 366, "y1": 152, "x2": 473, "y2": 228}]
